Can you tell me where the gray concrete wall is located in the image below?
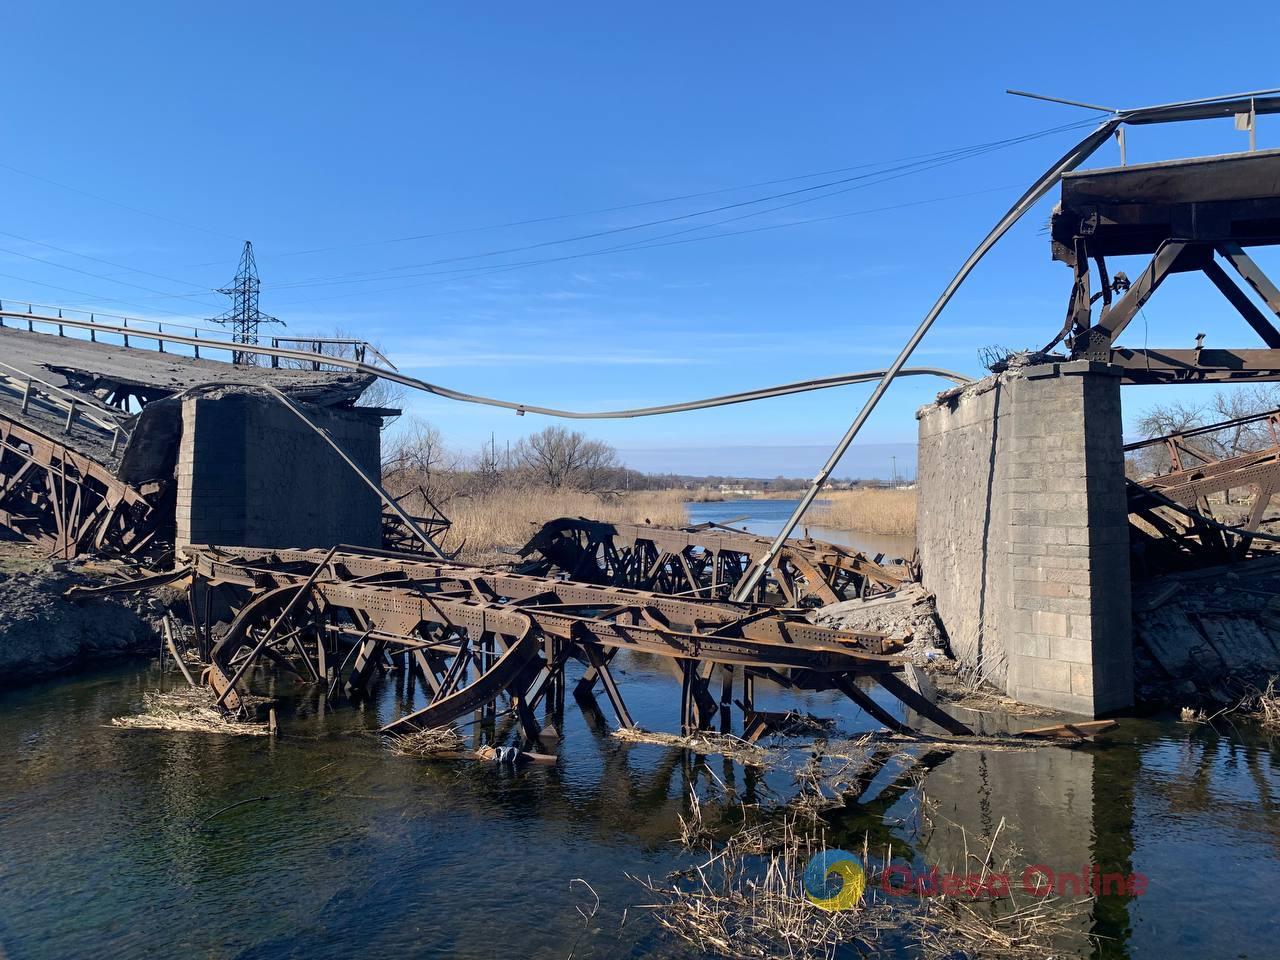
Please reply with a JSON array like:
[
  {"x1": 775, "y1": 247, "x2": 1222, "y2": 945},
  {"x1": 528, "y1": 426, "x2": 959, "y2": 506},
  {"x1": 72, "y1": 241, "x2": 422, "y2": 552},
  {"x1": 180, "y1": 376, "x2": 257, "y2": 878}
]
[
  {"x1": 176, "y1": 393, "x2": 382, "y2": 550},
  {"x1": 916, "y1": 361, "x2": 1133, "y2": 716}
]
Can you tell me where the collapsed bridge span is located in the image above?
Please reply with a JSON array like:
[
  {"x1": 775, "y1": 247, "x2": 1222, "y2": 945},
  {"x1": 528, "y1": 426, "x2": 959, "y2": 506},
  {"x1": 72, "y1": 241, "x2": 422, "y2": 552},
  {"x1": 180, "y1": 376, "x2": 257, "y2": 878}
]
[
  {"x1": 518, "y1": 517, "x2": 911, "y2": 605},
  {"x1": 186, "y1": 544, "x2": 972, "y2": 741}
]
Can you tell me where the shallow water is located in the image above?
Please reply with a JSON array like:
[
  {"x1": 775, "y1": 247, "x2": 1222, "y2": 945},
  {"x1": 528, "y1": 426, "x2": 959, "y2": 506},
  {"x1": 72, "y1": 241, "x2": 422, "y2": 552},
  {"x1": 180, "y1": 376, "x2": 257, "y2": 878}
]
[
  {"x1": 3, "y1": 654, "x2": 1279, "y2": 960},
  {"x1": 3, "y1": 501, "x2": 1278, "y2": 958}
]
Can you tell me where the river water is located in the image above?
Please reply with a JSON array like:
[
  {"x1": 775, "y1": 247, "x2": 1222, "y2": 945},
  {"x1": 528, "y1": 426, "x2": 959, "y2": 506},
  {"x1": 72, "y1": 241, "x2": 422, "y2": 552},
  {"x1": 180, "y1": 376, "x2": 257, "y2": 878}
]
[
  {"x1": 1, "y1": 503, "x2": 1278, "y2": 959},
  {"x1": 686, "y1": 497, "x2": 914, "y2": 559}
]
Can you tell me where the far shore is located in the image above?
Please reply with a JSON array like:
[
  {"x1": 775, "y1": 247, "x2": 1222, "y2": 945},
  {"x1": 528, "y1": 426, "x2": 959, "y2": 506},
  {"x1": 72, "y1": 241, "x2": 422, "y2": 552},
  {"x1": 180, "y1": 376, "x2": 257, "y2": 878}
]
[{"x1": 685, "y1": 486, "x2": 917, "y2": 537}]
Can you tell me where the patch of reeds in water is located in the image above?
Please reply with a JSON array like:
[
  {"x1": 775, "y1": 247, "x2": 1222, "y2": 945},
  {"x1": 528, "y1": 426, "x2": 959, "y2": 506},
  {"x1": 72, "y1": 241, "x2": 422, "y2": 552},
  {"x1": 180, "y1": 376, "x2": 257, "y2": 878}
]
[
  {"x1": 385, "y1": 726, "x2": 467, "y2": 758},
  {"x1": 806, "y1": 487, "x2": 917, "y2": 537},
  {"x1": 1252, "y1": 677, "x2": 1280, "y2": 729},
  {"x1": 111, "y1": 688, "x2": 271, "y2": 736},
  {"x1": 634, "y1": 814, "x2": 1088, "y2": 960}
]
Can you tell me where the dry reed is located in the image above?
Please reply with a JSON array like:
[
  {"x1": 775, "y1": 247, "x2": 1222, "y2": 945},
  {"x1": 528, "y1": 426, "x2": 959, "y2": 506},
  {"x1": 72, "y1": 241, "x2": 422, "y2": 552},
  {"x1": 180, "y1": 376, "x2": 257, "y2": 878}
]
[
  {"x1": 807, "y1": 488, "x2": 917, "y2": 537},
  {"x1": 111, "y1": 689, "x2": 271, "y2": 736},
  {"x1": 446, "y1": 487, "x2": 689, "y2": 564},
  {"x1": 635, "y1": 813, "x2": 1088, "y2": 960},
  {"x1": 385, "y1": 726, "x2": 467, "y2": 758},
  {"x1": 1249, "y1": 676, "x2": 1280, "y2": 729},
  {"x1": 612, "y1": 727, "x2": 775, "y2": 769}
]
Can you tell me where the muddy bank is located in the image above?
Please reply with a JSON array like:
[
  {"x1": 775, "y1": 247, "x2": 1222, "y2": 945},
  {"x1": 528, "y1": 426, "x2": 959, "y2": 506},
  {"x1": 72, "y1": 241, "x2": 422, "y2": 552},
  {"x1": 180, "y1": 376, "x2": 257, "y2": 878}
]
[{"x1": 0, "y1": 543, "x2": 162, "y2": 685}]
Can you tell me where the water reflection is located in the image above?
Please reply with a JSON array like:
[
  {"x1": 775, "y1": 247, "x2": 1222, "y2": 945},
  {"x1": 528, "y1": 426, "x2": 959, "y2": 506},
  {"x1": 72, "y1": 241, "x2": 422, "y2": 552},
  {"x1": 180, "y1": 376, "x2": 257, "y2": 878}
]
[{"x1": 2, "y1": 661, "x2": 1279, "y2": 958}]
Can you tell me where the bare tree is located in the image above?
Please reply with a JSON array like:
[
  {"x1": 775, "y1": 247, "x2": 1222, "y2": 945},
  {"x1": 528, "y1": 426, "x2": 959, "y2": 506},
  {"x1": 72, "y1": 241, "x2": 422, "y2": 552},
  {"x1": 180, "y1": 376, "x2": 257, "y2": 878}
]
[
  {"x1": 1131, "y1": 385, "x2": 1280, "y2": 479},
  {"x1": 514, "y1": 426, "x2": 620, "y2": 490},
  {"x1": 301, "y1": 327, "x2": 407, "y2": 431},
  {"x1": 383, "y1": 417, "x2": 456, "y2": 503}
]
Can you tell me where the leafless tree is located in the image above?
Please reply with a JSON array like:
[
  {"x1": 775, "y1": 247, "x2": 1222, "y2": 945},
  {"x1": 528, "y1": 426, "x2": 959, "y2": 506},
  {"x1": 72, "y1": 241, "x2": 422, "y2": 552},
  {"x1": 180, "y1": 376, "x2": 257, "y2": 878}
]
[
  {"x1": 1130, "y1": 385, "x2": 1280, "y2": 479},
  {"x1": 514, "y1": 426, "x2": 620, "y2": 490},
  {"x1": 383, "y1": 418, "x2": 457, "y2": 503}
]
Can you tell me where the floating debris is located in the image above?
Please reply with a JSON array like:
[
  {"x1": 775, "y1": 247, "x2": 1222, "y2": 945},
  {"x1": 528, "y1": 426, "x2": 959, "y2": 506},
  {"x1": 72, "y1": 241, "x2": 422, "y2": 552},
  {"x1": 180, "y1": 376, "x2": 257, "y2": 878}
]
[
  {"x1": 611, "y1": 727, "x2": 775, "y2": 768},
  {"x1": 385, "y1": 726, "x2": 467, "y2": 758},
  {"x1": 111, "y1": 688, "x2": 271, "y2": 736}
]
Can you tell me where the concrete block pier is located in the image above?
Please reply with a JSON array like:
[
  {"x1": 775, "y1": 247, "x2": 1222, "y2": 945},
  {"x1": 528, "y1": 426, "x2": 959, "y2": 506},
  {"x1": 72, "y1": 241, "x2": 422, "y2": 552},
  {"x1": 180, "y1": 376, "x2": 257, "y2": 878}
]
[
  {"x1": 916, "y1": 360, "x2": 1133, "y2": 716},
  {"x1": 176, "y1": 392, "x2": 383, "y2": 551}
]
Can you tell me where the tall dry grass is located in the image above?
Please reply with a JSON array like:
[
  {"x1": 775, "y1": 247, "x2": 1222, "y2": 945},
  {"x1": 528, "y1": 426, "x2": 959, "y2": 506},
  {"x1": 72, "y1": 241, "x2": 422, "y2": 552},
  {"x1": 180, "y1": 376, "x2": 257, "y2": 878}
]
[
  {"x1": 807, "y1": 488, "x2": 917, "y2": 537},
  {"x1": 445, "y1": 487, "x2": 689, "y2": 564}
]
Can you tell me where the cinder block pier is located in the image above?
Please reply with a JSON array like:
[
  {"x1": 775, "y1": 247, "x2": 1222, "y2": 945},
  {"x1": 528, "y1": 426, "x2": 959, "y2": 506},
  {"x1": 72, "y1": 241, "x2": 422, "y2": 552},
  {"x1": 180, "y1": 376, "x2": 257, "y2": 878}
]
[{"x1": 916, "y1": 360, "x2": 1134, "y2": 716}]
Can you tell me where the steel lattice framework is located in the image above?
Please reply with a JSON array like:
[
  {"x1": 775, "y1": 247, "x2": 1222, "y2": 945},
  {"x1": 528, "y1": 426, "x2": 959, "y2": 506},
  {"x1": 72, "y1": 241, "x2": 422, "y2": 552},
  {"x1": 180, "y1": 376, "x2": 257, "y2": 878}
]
[{"x1": 210, "y1": 241, "x2": 281, "y2": 365}]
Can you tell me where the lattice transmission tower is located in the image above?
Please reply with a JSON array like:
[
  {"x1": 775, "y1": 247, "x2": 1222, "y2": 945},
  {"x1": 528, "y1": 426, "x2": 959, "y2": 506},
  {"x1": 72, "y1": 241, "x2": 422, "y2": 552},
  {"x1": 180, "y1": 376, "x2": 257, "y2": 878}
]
[{"x1": 210, "y1": 241, "x2": 282, "y2": 364}]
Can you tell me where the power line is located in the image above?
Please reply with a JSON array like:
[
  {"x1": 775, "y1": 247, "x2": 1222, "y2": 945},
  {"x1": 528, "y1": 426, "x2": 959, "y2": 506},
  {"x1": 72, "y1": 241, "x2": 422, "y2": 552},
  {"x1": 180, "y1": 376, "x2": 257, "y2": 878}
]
[
  {"x1": 262, "y1": 117, "x2": 1099, "y2": 294},
  {"x1": 0, "y1": 239, "x2": 222, "y2": 307},
  {"x1": 0, "y1": 160, "x2": 238, "y2": 241},
  {"x1": 0, "y1": 229, "x2": 222, "y2": 298},
  {"x1": 0, "y1": 270, "x2": 211, "y2": 322},
  {"x1": 266, "y1": 180, "x2": 1024, "y2": 309},
  {"x1": 256, "y1": 117, "x2": 1098, "y2": 262}
]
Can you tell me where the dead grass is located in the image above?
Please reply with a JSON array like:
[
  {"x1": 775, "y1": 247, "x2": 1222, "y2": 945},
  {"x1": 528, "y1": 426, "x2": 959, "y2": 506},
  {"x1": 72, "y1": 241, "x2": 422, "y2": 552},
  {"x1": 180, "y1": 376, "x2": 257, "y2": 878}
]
[
  {"x1": 386, "y1": 726, "x2": 467, "y2": 757},
  {"x1": 634, "y1": 814, "x2": 1088, "y2": 960},
  {"x1": 807, "y1": 488, "x2": 917, "y2": 537},
  {"x1": 111, "y1": 688, "x2": 272, "y2": 736},
  {"x1": 447, "y1": 487, "x2": 688, "y2": 564},
  {"x1": 1248, "y1": 676, "x2": 1280, "y2": 729},
  {"x1": 611, "y1": 726, "x2": 776, "y2": 769}
]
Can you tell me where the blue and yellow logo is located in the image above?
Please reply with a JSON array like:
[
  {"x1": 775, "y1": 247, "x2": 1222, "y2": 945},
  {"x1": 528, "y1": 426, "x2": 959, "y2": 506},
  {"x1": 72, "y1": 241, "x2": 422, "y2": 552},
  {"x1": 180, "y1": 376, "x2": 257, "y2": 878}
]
[{"x1": 802, "y1": 849, "x2": 865, "y2": 911}]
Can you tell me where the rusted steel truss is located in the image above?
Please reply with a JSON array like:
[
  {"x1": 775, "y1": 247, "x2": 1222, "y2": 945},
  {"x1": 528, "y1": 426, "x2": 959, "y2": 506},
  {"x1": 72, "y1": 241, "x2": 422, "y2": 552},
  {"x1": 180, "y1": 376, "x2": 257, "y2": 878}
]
[
  {"x1": 0, "y1": 412, "x2": 169, "y2": 560},
  {"x1": 186, "y1": 544, "x2": 970, "y2": 744},
  {"x1": 517, "y1": 517, "x2": 910, "y2": 606},
  {"x1": 1052, "y1": 150, "x2": 1280, "y2": 382},
  {"x1": 1126, "y1": 407, "x2": 1280, "y2": 568}
]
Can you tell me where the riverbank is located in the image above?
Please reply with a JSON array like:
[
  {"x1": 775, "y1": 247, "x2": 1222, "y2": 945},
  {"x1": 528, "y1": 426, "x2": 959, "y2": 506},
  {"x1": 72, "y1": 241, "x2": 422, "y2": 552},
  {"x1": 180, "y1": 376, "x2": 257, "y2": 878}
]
[{"x1": 0, "y1": 541, "x2": 161, "y2": 685}]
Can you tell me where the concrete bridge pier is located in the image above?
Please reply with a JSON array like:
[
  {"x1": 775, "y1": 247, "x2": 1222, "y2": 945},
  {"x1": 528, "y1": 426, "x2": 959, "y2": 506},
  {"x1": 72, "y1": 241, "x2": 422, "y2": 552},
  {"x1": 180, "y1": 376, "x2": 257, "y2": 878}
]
[{"x1": 916, "y1": 360, "x2": 1133, "y2": 717}]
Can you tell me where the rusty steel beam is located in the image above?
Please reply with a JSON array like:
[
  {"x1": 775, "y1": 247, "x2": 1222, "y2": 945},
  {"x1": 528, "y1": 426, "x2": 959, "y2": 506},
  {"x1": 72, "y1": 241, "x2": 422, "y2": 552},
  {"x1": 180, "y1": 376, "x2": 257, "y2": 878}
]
[
  {"x1": 1126, "y1": 407, "x2": 1280, "y2": 569},
  {"x1": 180, "y1": 544, "x2": 970, "y2": 740},
  {"x1": 0, "y1": 411, "x2": 169, "y2": 561},
  {"x1": 517, "y1": 517, "x2": 909, "y2": 606}
]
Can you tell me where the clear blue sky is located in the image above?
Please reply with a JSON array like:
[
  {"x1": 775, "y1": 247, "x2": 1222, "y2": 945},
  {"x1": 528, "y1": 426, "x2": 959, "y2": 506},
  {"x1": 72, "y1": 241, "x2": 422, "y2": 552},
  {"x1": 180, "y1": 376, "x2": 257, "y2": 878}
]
[{"x1": 3, "y1": 3, "x2": 1279, "y2": 478}]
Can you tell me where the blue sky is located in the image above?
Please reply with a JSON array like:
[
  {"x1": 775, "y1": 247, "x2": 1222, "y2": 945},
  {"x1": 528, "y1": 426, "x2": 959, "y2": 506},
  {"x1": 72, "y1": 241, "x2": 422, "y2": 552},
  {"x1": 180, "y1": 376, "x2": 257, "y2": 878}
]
[{"x1": 3, "y1": 3, "x2": 1280, "y2": 478}]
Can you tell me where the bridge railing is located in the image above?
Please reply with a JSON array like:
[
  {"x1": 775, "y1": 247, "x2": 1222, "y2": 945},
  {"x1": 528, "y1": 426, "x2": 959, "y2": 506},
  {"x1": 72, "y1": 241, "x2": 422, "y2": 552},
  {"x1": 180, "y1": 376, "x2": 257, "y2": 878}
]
[{"x1": 0, "y1": 302, "x2": 397, "y2": 372}]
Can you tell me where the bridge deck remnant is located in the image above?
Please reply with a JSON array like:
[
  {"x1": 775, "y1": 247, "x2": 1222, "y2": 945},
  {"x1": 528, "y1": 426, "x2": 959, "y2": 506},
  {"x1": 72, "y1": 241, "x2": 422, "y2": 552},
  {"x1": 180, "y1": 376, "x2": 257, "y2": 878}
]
[
  {"x1": 184, "y1": 543, "x2": 971, "y2": 741},
  {"x1": 518, "y1": 517, "x2": 911, "y2": 606}
]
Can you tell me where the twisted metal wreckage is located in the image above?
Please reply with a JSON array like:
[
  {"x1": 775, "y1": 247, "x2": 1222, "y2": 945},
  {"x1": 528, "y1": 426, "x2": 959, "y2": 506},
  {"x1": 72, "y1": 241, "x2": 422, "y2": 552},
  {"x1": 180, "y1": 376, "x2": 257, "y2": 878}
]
[{"x1": 8, "y1": 87, "x2": 1280, "y2": 745}]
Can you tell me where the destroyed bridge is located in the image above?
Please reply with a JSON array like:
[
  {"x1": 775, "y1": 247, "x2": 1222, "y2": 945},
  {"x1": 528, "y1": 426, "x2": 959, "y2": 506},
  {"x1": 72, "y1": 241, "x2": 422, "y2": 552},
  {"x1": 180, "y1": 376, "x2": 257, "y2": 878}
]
[{"x1": 7, "y1": 89, "x2": 1280, "y2": 742}]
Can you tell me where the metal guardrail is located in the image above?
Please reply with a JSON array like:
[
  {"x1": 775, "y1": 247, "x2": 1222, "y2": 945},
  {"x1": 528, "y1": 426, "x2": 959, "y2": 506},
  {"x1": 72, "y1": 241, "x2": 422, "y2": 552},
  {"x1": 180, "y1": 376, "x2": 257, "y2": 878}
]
[
  {"x1": 0, "y1": 303, "x2": 397, "y2": 372},
  {"x1": 0, "y1": 360, "x2": 128, "y2": 453}
]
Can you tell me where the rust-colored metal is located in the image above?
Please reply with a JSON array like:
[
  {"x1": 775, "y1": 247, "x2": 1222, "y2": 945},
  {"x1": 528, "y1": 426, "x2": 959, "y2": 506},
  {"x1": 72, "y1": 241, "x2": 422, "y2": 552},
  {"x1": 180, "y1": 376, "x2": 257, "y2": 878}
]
[
  {"x1": 517, "y1": 517, "x2": 910, "y2": 606},
  {"x1": 185, "y1": 544, "x2": 969, "y2": 741},
  {"x1": 1126, "y1": 407, "x2": 1280, "y2": 568},
  {"x1": 0, "y1": 411, "x2": 169, "y2": 560}
]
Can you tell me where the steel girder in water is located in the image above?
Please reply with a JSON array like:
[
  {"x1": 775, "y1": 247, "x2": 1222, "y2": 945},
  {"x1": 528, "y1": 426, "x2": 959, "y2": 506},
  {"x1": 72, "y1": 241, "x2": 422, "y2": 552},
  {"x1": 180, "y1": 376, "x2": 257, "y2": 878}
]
[
  {"x1": 186, "y1": 544, "x2": 970, "y2": 743},
  {"x1": 517, "y1": 517, "x2": 911, "y2": 606}
]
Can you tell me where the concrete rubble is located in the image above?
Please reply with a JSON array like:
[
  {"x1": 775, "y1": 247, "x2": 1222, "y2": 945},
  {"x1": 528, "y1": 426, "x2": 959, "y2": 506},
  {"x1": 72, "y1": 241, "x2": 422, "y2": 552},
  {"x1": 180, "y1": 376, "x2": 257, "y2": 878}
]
[
  {"x1": 810, "y1": 583, "x2": 948, "y2": 663},
  {"x1": 1132, "y1": 555, "x2": 1280, "y2": 706}
]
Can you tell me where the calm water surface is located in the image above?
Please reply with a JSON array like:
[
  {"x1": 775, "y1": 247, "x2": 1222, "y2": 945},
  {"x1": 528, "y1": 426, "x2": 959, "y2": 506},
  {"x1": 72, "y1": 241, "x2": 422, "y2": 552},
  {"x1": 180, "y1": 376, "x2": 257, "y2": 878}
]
[
  {"x1": 1, "y1": 501, "x2": 1277, "y2": 958},
  {"x1": 686, "y1": 498, "x2": 914, "y2": 560}
]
